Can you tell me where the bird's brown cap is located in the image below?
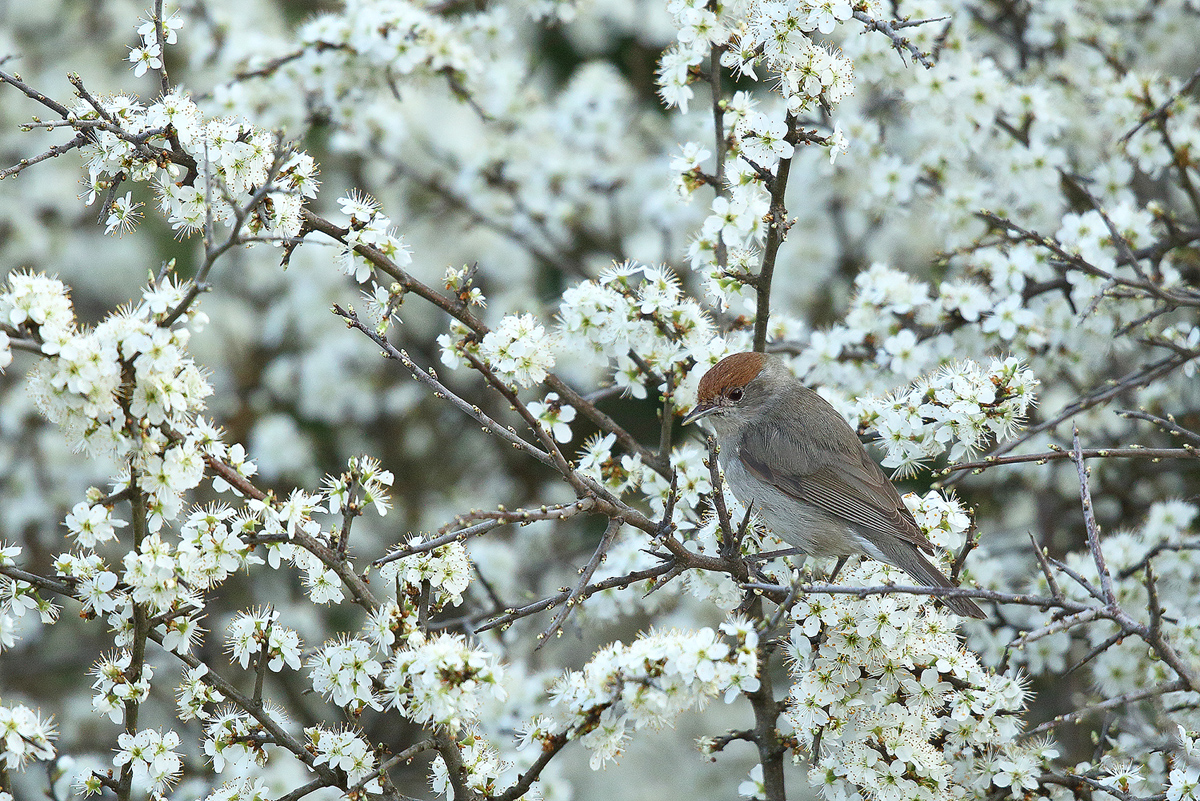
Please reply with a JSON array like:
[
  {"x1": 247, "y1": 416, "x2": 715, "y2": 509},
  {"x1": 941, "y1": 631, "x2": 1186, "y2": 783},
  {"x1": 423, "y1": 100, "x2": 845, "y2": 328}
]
[{"x1": 696, "y1": 352, "x2": 767, "y2": 404}]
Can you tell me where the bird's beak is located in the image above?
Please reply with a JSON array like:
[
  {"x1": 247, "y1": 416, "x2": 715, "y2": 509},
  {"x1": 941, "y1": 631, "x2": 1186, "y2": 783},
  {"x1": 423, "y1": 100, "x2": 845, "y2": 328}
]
[{"x1": 681, "y1": 403, "x2": 718, "y2": 426}]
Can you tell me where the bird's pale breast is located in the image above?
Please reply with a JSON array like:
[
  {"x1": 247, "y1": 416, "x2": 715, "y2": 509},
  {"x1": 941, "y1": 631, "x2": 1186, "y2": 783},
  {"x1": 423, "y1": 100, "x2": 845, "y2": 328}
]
[{"x1": 718, "y1": 444, "x2": 874, "y2": 560}]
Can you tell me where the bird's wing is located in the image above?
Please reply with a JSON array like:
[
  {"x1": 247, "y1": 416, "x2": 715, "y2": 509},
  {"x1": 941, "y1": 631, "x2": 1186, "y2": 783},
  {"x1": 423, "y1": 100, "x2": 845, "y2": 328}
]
[{"x1": 737, "y1": 422, "x2": 934, "y2": 552}]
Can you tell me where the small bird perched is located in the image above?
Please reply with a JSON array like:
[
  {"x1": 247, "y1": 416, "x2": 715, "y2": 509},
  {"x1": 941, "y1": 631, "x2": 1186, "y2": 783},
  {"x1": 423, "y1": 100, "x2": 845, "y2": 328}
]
[{"x1": 682, "y1": 351, "x2": 986, "y2": 619}]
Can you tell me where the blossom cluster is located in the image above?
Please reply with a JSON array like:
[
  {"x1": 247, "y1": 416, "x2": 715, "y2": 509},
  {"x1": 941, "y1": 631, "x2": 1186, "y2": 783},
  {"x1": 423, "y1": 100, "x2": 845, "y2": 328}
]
[
  {"x1": 441, "y1": 260, "x2": 726, "y2": 397},
  {"x1": 1, "y1": 270, "x2": 211, "y2": 470},
  {"x1": 178, "y1": 504, "x2": 265, "y2": 594},
  {"x1": 479, "y1": 314, "x2": 557, "y2": 388},
  {"x1": 377, "y1": 540, "x2": 472, "y2": 609},
  {"x1": 660, "y1": 0, "x2": 854, "y2": 115},
  {"x1": 306, "y1": 726, "x2": 382, "y2": 794},
  {"x1": 439, "y1": 313, "x2": 557, "y2": 388},
  {"x1": 335, "y1": 193, "x2": 414, "y2": 286},
  {"x1": 785, "y1": 560, "x2": 1045, "y2": 801},
  {"x1": 0, "y1": 699, "x2": 56, "y2": 770},
  {"x1": 202, "y1": 710, "x2": 269, "y2": 774},
  {"x1": 89, "y1": 650, "x2": 153, "y2": 724},
  {"x1": 176, "y1": 664, "x2": 225, "y2": 722},
  {"x1": 380, "y1": 632, "x2": 507, "y2": 731},
  {"x1": 308, "y1": 637, "x2": 381, "y2": 714},
  {"x1": 226, "y1": 608, "x2": 302, "y2": 672},
  {"x1": 903, "y1": 490, "x2": 974, "y2": 553},
  {"x1": 735, "y1": 0, "x2": 855, "y2": 110},
  {"x1": 112, "y1": 728, "x2": 183, "y2": 797},
  {"x1": 0, "y1": 544, "x2": 56, "y2": 637},
  {"x1": 855, "y1": 356, "x2": 1039, "y2": 473},
  {"x1": 558, "y1": 262, "x2": 724, "y2": 401},
  {"x1": 576, "y1": 429, "x2": 718, "y2": 525},
  {"x1": 78, "y1": 92, "x2": 318, "y2": 239},
  {"x1": 546, "y1": 620, "x2": 759, "y2": 769},
  {"x1": 324, "y1": 454, "x2": 395, "y2": 517}
]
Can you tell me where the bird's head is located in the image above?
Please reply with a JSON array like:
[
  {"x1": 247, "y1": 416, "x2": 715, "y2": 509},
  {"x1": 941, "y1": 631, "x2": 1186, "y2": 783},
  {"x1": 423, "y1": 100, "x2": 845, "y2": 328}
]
[{"x1": 682, "y1": 351, "x2": 780, "y2": 435}]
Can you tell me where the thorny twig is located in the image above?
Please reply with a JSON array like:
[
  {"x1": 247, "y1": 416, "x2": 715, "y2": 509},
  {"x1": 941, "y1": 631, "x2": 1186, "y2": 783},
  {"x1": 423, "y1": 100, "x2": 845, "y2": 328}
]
[
  {"x1": 939, "y1": 444, "x2": 1200, "y2": 476},
  {"x1": 1024, "y1": 680, "x2": 1188, "y2": 737},
  {"x1": 742, "y1": 579, "x2": 1093, "y2": 613},
  {"x1": 1073, "y1": 428, "x2": 1116, "y2": 605},
  {"x1": 373, "y1": 499, "x2": 596, "y2": 568},
  {"x1": 752, "y1": 113, "x2": 797, "y2": 353},
  {"x1": 538, "y1": 517, "x2": 624, "y2": 646},
  {"x1": 852, "y1": 11, "x2": 937, "y2": 68},
  {"x1": 1118, "y1": 409, "x2": 1200, "y2": 447},
  {"x1": 1028, "y1": 531, "x2": 1063, "y2": 602},
  {"x1": 306, "y1": 207, "x2": 669, "y2": 474},
  {"x1": 706, "y1": 436, "x2": 736, "y2": 557}
]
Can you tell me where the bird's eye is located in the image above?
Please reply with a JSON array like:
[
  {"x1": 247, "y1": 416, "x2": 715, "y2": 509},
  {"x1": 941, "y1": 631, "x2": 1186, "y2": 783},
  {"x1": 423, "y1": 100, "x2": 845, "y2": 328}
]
[{"x1": 728, "y1": 387, "x2": 744, "y2": 402}]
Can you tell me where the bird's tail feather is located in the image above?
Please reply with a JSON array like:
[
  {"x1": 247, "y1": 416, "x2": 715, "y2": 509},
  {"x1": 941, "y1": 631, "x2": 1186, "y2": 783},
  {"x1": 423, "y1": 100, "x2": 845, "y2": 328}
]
[{"x1": 881, "y1": 543, "x2": 987, "y2": 619}]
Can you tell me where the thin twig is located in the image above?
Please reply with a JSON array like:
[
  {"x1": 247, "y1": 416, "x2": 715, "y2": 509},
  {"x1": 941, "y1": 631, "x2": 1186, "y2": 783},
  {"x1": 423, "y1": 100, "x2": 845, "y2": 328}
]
[
  {"x1": 752, "y1": 114, "x2": 796, "y2": 353},
  {"x1": 1118, "y1": 409, "x2": 1200, "y2": 447},
  {"x1": 741, "y1": 581, "x2": 1091, "y2": 613},
  {"x1": 1047, "y1": 555, "x2": 1107, "y2": 605},
  {"x1": 273, "y1": 779, "x2": 329, "y2": 801},
  {"x1": 0, "y1": 132, "x2": 88, "y2": 180},
  {"x1": 152, "y1": 0, "x2": 173, "y2": 99},
  {"x1": 538, "y1": 518, "x2": 624, "y2": 646},
  {"x1": 494, "y1": 733, "x2": 571, "y2": 801},
  {"x1": 1028, "y1": 531, "x2": 1063, "y2": 602},
  {"x1": 939, "y1": 444, "x2": 1199, "y2": 476},
  {"x1": 852, "y1": 11, "x2": 936, "y2": 68},
  {"x1": 1064, "y1": 630, "x2": 1125, "y2": 676},
  {"x1": 0, "y1": 67, "x2": 74, "y2": 119},
  {"x1": 373, "y1": 498, "x2": 598, "y2": 568},
  {"x1": 334, "y1": 306, "x2": 555, "y2": 469},
  {"x1": 442, "y1": 561, "x2": 676, "y2": 634},
  {"x1": 1072, "y1": 428, "x2": 1115, "y2": 606},
  {"x1": 706, "y1": 436, "x2": 736, "y2": 557},
  {"x1": 1023, "y1": 680, "x2": 1187, "y2": 737},
  {"x1": 376, "y1": 521, "x2": 493, "y2": 567},
  {"x1": 1008, "y1": 608, "x2": 1101, "y2": 649},
  {"x1": 251, "y1": 612, "x2": 273, "y2": 706}
]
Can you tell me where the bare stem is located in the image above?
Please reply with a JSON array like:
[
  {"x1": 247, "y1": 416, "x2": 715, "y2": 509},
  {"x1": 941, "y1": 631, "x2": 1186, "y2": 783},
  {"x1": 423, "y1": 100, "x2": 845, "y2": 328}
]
[
  {"x1": 1072, "y1": 429, "x2": 1115, "y2": 605},
  {"x1": 752, "y1": 116, "x2": 796, "y2": 353},
  {"x1": 539, "y1": 518, "x2": 624, "y2": 646}
]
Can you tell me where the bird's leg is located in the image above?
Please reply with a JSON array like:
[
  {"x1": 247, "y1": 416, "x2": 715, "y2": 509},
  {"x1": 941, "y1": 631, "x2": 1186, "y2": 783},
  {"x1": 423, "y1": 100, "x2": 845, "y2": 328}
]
[
  {"x1": 828, "y1": 555, "x2": 849, "y2": 583},
  {"x1": 746, "y1": 546, "x2": 804, "y2": 562}
]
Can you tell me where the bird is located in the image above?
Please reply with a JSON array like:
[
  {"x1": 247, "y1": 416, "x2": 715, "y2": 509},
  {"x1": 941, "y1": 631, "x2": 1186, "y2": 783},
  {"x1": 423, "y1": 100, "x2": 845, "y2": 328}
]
[{"x1": 682, "y1": 351, "x2": 986, "y2": 619}]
